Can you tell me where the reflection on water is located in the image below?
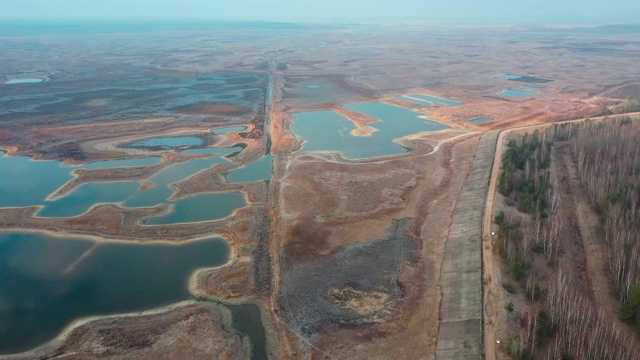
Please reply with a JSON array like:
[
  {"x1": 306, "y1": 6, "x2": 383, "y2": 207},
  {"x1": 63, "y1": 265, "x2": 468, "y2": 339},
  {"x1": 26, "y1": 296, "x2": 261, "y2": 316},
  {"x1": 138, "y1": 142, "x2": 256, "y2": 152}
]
[
  {"x1": 498, "y1": 86, "x2": 538, "y2": 97},
  {"x1": 1, "y1": 147, "x2": 248, "y2": 223},
  {"x1": 227, "y1": 155, "x2": 273, "y2": 183},
  {"x1": 145, "y1": 192, "x2": 246, "y2": 225},
  {"x1": 227, "y1": 304, "x2": 268, "y2": 360},
  {"x1": 213, "y1": 126, "x2": 247, "y2": 134},
  {"x1": 0, "y1": 233, "x2": 229, "y2": 354},
  {"x1": 125, "y1": 136, "x2": 205, "y2": 150},
  {"x1": 0, "y1": 152, "x2": 74, "y2": 207},
  {"x1": 80, "y1": 157, "x2": 161, "y2": 170},
  {"x1": 292, "y1": 102, "x2": 448, "y2": 159}
]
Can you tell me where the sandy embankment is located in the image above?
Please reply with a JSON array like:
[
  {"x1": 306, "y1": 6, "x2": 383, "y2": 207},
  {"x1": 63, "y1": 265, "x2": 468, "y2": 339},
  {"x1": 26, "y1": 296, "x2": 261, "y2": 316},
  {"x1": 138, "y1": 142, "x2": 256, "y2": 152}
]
[{"x1": 332, "y1": 106, "x2": 381, "y2": 136}]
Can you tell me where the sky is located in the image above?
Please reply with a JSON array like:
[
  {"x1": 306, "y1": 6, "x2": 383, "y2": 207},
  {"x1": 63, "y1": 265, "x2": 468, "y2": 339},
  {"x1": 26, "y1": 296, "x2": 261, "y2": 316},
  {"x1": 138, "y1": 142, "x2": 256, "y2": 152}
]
[{"x1": 3, "y1": 0, "x2": 640, "y2": 24}]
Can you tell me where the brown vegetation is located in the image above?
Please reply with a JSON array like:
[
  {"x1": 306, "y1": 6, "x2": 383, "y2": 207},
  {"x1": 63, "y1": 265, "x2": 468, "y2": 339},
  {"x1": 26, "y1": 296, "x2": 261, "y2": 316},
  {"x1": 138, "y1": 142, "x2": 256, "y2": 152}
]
[
  {"x1": 558, "y1": 118, "x2": 640, "y2": 323},
  {"x1": 4, "y1": 302, "x2": 250, "y2": 360},
  {"x1": 493, "y1": 120, "x2": 640, "y2": 358}
]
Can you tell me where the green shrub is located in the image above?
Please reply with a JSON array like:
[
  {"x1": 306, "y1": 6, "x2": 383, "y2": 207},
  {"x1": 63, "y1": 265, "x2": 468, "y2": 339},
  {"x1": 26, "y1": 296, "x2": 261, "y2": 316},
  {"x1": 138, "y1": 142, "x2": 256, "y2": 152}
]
[
  {"x1": 621, "y1": 283, "x2": 640, "y2": 325},
  {"x1": 503, "y1": 283, "x2": 516, "y2": 294}
]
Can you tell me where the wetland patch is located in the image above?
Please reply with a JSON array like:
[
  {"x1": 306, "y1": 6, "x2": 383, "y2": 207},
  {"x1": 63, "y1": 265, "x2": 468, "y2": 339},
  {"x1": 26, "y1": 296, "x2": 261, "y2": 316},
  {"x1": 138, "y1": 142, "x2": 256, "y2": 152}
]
[{"x1": 0, "y1": 71, "x2": 265, "y2": 126}]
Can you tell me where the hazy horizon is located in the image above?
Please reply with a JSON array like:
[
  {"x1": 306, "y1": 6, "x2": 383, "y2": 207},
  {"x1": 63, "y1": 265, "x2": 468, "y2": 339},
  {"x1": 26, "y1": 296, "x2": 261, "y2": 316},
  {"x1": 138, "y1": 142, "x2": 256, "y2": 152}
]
[{"x1": 3, "y1": 0, "x2": 640, "y2": 25}]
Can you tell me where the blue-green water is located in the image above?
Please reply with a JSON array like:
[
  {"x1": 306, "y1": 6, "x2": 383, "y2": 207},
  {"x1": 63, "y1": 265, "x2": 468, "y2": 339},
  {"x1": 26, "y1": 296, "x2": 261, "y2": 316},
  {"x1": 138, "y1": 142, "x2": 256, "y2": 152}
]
[
  {"x1": 145, "y1": 192, "x2": 246, "y2": 225},
  {"x1": 34, "y1": 154, "x2": 243, "y2": 221},
  {"x1": 395, "y1": 96, "x2": 435, "y2": 107},
  {"x1": 498, "y1": 86, "x2": 539, "y2": 97},
  {"x1": 0, "y1": 152, "x2": 74, "y2": 207},
  {"x1": 180, "y1": 146, "x2": 242, "y2": 156},
  {"x1": 227, "y1": 304, "x2": 268, "y2": 360},
  {"x1": 213, "y1": 126, "x2": 247, "y2": 135},
  {"x1": 468, "y1": 117, "x2": 494, "y2": 124},
  {"x1": 497, "y1": 74, "x2": 522, "y2": 80},
  {"x1": 38, "y1": 181, "x2": 140, "y2": 217},
  {"x1": 226, "y1": 155, "x2": 273, "y2": 183},
  {"x1": 1, "y1": 147, "x2": 247, "y2": 223},
  {"x1": 123, "y1": 156, "x2": 231, "y2": 208},
  {"x1": 125, "y1": 136, "x2": 205, "y2": 150},
  {"x1": 79, "y1": 157, "x2": 161, "y2": 170},
  {"x1": 403, "y1": 94, "x2": 464, "y2": 106},
  {"x1": 0, "y1": 233, "x2": 229, "y2": 354},
  {"x1": 292, "y1": 102, "x2": 448, "y2": 159}
]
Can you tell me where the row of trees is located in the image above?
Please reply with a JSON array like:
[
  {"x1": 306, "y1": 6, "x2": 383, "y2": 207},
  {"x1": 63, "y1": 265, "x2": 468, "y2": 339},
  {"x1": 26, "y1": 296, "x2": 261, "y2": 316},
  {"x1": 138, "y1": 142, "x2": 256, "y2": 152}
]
[
  {"x1": 496, "y1": 131, "x2": 563, "y2": 284},
  {"x1": 544, "y1": 272, "x2": 640, "y2": 359},
  {"x1": 557, "y1": 118, "x2": 640, "y2": 324},
  {"x1": 497, "y1": 123, "x2": 640, "y2": 358}
]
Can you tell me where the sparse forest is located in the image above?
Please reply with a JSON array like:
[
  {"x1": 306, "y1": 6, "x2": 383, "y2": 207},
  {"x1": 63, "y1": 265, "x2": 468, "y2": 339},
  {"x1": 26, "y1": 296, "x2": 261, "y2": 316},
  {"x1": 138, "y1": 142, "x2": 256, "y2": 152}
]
[
  {"x1": 561, "y1": 118, "x2": 640, "y2": 323},
  {"x1": 495, "y1": 118, "x2": 640, "y2": 359},
  {"x1": 496, "y1": 130, "x2": 561, "y2": 285}
]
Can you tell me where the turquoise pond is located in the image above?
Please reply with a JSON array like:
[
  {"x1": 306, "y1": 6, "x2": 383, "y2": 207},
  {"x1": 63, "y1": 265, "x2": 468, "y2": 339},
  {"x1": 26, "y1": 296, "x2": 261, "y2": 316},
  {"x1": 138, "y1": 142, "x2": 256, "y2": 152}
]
[
  {"x1": 125, "y1": 136, "x2": 205, "y2": 150},
  {"x1": 468, "y1": 117, "x2": 494, "y2": 124},
  {"x1": 145, "y1": 192, "x2": 246, "y2": 225},
  {"x1": 291, "y1": 102, "x2": 448, "y2": 159},
  {"x1": 0, "y1": 146, "x2": 257, "y2": 223},
  {"x1": 0, "y1": 152, "x2": 74, "y2": 208},
  {"x1": 498, "y1": 86, "x2": 539, "y2": 97},
  {"x1": 226, "y1": 155, "x2": 273, "y2": 183},
  {"x1": 213, "y1": 126, "x2": 247, "y2": 134},
  {"x1": 0, "y1": 233, "x2": 229, "y2": 354}
]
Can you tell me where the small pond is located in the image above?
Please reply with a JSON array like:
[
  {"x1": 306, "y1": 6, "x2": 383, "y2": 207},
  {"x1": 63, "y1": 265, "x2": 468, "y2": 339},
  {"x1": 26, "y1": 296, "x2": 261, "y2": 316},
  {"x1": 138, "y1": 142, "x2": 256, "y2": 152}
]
[{"x1": 498, "y1": 86, "x2": 538, "y2": 97}]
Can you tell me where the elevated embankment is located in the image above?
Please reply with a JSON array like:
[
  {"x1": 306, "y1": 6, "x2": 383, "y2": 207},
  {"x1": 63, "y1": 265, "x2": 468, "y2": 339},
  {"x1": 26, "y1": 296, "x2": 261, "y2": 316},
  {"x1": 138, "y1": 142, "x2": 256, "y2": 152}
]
[{"x1": 435, "y1": 130, "x2": 498, "y2": 359}]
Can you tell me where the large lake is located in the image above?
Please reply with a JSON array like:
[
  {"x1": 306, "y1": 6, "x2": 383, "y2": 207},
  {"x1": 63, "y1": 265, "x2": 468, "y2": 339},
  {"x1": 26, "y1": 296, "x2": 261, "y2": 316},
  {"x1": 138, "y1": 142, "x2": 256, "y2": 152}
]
[
  {"x1": 292, "y1": 102, "x2": 448, "y2": 159},
  {"x1": 0, "y1": 233, "x2": 229, "y2": 354}
]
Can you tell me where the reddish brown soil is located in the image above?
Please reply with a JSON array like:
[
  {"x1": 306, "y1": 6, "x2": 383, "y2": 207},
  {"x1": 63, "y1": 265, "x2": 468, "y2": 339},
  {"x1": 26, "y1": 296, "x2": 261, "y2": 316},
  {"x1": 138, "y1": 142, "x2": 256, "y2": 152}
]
[
  {"x1": 265, "y1": 133, "x2": 479, "y2": 359},
  {"x1": 6, "y1": 302, "x2": 249, "y2": 360}
]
